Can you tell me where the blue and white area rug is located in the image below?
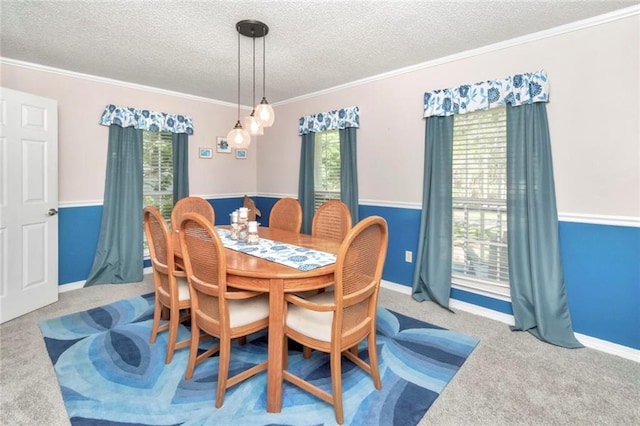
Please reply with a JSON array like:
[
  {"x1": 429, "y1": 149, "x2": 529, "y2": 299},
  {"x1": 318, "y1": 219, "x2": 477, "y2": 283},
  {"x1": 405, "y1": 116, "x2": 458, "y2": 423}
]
[{"x1": 39, "y1": 293, "x2": 479, "y2": 425}]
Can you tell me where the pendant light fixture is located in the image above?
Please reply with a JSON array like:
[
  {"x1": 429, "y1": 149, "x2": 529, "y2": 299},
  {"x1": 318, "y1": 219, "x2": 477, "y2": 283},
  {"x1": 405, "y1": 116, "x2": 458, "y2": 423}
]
[
  {"x1": 227, "y1": 28, "x2": 250, "y2": 148},
  {"x1": 255, "y1": 33, "x2": 275, "y2": 127},
  {"x1": 244, "y1": 32, "x2": 263, "y2": 136}
]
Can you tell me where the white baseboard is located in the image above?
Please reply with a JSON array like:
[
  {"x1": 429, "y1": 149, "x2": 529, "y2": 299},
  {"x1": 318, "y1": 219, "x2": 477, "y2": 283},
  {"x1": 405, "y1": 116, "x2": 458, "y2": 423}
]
[
  {"x1": 58, "y1": 267, "x2": 153, "y2": 293},
  {"x1": 380, "y1": 280, "x2": 639, "y2": 363},
  {"x1": 58, "y1": 281, "x2": 85, "y2": 293},
  {"x1": 574, "y1": 333, "x2": 640, "y2": 362}
]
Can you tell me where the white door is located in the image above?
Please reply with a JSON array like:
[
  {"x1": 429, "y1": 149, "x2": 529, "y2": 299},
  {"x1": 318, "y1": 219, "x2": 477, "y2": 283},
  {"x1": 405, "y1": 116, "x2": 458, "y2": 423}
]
[{"x1": 0, "y1": 87, "x2": 58, "y2": 323}]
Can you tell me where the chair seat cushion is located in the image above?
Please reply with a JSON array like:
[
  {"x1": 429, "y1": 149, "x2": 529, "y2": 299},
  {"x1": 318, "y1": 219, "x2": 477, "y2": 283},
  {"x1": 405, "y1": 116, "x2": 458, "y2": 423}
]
[
  {"x1": 177, "y1": 276, "x2": 190, "y2": 301},
  {"x1": 286, "y1": 291, "x2": 335, "y2": 342},
  {"x1": 229, "y1": 293, "x2": 269, "y2": 328}
]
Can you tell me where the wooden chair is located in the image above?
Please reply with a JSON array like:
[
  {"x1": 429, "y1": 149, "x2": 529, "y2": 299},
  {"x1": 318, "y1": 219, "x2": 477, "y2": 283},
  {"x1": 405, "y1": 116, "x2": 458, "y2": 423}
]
[
  {"x1": 269, "y1": 197, "x2": 302, "y2": 233},
  {"x1": 243, "y1": 194, "x2": 261, "y2": 222},
  {"x1": 282, "y1": 216, "x2": 389, "y2": 424},
  {"x1": 171, "y1": 196, "x2": 215, "y2": 231},
  {"x1": 312, "y1": 200, "x2": 352, "y2": 242},
  {"x1": 179, "y1": 212, "x2": 269, "y2": 408},
  {"x1": 300, "y1": 200, "x2": 352, "y2": 355},
  {"x1": 143, "y1": 206, "x2": 191, "y2": 364}
]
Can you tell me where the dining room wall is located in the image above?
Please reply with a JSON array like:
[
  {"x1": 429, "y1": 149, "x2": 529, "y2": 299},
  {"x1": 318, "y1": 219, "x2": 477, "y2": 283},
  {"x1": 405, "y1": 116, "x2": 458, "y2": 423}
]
[
  {"x1": 256, "y1": 13, "x2": 639, "y2": 218},
  {"x1": 0, "y1": 61, "x2": 256, "y2": 204},
  {"x1": 1, "y1": 9, "x2": 637, "y2": 354},
  {"x1": 255, "y1": 12, "x2": 640, "y2": 352},
  {"x1": 1, "y1": 59, "x2": 258, "y2": 284}
]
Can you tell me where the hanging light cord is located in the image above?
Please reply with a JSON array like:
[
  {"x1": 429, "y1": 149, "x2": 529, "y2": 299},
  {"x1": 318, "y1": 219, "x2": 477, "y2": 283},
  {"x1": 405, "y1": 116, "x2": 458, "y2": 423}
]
[
  {"x1": 262, "y1": 35, "x2": 266, "y2": 98},
  {"x1": 252, "y1": 32, "x2": 256, "y2": 107},
  {"x1": 236, "y1": 30, "x2": 241, "y2": 121}
]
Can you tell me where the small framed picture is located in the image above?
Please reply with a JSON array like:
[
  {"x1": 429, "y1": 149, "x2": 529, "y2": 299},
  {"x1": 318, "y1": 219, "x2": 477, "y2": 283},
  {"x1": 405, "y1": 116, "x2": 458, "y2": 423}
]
[
  {"x1": 216, "y1": 136, "x2": 231, "y2": 153},
  {"x1": 235, "y1": 149, "x2": 247, "y2": 159},
  {"x1": 199, "y1": 147, "x2": 213, "y2": 159}
]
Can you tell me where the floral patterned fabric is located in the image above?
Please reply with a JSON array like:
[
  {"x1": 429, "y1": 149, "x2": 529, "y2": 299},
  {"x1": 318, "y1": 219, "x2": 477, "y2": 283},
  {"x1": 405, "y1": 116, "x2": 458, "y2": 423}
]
[
  {"x1": 298, "y1": 106, "x2": 359, "y2": 135},
  {"x1": 216, "y1": 228, "x2": 336, "y2": 271},
  {"x1": 423, "y1": 70, "x2": 549, "y2": 117},
  {"x1": 99, "y1": 104, "x2": 194, "y2": 134}
]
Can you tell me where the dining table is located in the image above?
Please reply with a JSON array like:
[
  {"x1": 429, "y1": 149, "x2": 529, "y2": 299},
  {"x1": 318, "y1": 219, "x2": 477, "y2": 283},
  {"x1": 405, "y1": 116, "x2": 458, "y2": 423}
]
[{"x1": 174, "y1": 225, "x2": 341, "y2": 413}]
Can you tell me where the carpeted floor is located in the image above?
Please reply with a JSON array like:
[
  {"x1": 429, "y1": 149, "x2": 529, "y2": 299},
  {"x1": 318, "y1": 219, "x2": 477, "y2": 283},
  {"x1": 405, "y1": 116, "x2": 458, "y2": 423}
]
[
  {"x1": 1, "y1": 277, "x2": 639, "y2": 425},
  {"x1": 38, "y1": 293, "x2": 479, "y2": 425}
]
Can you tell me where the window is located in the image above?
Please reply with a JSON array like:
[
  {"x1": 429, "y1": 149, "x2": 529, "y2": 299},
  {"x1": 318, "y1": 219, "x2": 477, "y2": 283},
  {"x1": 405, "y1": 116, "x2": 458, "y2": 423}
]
[
  {"x1": 314, "y1": 129, "x2": 340, "y2": 210},
  {"x1": 452, "y1": 106, "x2": 510, "y2": 298},
  {"x1": 143, "y1": 130, "x2": 173, "y2": 223}
]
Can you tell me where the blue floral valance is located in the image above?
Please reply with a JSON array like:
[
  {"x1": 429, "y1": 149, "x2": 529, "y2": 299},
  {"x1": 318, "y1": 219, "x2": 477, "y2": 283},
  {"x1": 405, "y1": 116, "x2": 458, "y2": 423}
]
[
  {"x1": 423, "y1": 70, "x2": 549, "y2": 118},
  {"x1": 298, "y1": 106, "x2": 359, "y2": 135},
  {"x1": 99, "y1": 104, "x2": 194, "y2": 134}
]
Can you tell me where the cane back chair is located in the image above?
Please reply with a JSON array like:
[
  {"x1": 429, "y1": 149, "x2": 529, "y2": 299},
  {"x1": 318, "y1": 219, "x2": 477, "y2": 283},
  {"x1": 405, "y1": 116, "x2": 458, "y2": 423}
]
[
  {"x1": 143, "y1": 206, "x2": 191, "y2": 364},
  {"x1": 283, "y1": 216, "x2": 389, "y2": 424},
  {"x1": 311, "y1": 200, "x2": 352, "y2": 242},
  {"x1": 269, "y1": 197, "x2": 302, "y2": 233},
  {"x1": 179, "y1": 212, "x2": 270, "y2": 408}
]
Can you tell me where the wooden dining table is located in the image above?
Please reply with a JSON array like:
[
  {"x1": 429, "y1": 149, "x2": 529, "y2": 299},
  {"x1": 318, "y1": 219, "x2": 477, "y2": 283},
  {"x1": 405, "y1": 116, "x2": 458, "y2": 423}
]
[{"x1": 174, "y1": 226, "x2": 340, "y2": 413}]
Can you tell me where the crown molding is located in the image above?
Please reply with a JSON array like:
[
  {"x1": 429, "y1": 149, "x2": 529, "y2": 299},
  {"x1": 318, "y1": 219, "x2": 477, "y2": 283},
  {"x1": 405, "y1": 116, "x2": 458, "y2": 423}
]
[
  {"x1": 276, "y1": 5, "x2": 640, "y2": 106},
  {"x1": 0, "y1": 56, "x2": 245, "y2": 109},
  {"x1": 3, "y1": 6, "x2": 637, "y2": 108}
]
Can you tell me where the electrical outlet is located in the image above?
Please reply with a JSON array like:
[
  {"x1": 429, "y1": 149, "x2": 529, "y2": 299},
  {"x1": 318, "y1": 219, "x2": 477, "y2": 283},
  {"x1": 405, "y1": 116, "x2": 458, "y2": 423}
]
[{"x1": 405, "y1": 250, "x2": 413, "y2": 263}]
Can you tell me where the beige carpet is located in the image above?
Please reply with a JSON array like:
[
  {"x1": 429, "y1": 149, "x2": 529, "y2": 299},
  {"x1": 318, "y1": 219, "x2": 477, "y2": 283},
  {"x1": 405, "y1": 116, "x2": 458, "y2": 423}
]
[{"x1": 1, "y1": 275, "x2": 638, "y2": 425}]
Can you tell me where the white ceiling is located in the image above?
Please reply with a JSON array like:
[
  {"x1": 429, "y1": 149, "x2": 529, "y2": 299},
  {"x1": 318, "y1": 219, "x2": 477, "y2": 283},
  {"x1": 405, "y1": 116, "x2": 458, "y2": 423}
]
[{"x1": 1, "y1": 1, "x2": 637, "y2": 106}]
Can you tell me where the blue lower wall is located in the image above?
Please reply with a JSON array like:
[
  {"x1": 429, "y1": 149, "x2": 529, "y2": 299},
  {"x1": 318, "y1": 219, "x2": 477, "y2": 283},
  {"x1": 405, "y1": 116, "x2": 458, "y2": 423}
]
[
  {"x1": 59, "y1": 206, "x2": 103, "y2": 284},
  {"x1": 559, "y1": 222, "x2": 639, "y2": 349},
  {"x1": 359, "y1": 204, "x2": 421, "y2": 286},
  {"x1": 58, "y1": 197, "x2": 639, "y2": 350}
]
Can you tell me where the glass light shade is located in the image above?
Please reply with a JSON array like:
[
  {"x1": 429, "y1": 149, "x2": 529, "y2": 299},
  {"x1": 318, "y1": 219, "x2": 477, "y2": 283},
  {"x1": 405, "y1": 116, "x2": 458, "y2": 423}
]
[
  {"x1": 227, "y1": 121, "x2": 251, "y2": 148},
  {"x1": 244, "y1": 111, "x2": 264, "y2": 136},
  {"x1": 255, "y1": 97, "x2": 275, "y2": 127}
]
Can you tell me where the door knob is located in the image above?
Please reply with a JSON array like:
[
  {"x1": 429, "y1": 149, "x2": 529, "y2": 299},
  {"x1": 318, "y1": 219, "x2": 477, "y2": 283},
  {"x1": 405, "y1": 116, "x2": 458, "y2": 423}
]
[{"x1": 47, "y1": 208, "x2": 58, "y2": 216}]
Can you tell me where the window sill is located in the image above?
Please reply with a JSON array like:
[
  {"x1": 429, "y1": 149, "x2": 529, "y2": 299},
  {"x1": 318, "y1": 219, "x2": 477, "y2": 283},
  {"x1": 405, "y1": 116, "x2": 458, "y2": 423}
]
[{"x1": 451, "y1": 276, "x2": 511, "y2": 302}]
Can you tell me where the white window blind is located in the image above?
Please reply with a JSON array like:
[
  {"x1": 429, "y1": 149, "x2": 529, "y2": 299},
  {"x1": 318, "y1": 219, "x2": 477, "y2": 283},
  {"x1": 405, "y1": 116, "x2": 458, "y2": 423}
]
[
  {"x1": 143, "y1": 131, "x2": 173, "y2": 223},
  {"x1": 314, "y1": 130, "x2": 340, "y2": 210},
  {"x1": 452, "y1": 106, "x2": 510, "y2": 298}
]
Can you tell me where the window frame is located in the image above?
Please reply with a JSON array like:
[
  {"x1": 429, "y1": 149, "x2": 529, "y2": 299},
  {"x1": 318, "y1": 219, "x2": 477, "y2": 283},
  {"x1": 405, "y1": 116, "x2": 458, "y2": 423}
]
[
  {"x1": 313, "y1": 129, "x2": 341, "y2": 211},
  {"x1": 142, "y1": 130, "x2": 174, "y2": 254},
  {"x1": 451, "y1": 106, "x2": 510, "y2": 300}
]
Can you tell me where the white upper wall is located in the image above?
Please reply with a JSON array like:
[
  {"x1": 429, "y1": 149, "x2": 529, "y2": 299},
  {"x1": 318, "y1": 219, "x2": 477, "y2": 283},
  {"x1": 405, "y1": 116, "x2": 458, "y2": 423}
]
[
  {"x1": 0, "y1": 64, "x2": 257, "y2": 204},
  {"x1": 258, "y1": 14, "x2": 640, "y2": 219},
  {"x1": 1, "y1": 12, "x2": 638, "y2": 220}
]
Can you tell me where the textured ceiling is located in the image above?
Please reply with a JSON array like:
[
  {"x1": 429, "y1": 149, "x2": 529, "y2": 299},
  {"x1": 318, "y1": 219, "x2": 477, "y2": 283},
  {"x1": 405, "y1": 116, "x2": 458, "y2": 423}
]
[{"x1": 1, "y1": 1, "x2": 637, "y2": 106}]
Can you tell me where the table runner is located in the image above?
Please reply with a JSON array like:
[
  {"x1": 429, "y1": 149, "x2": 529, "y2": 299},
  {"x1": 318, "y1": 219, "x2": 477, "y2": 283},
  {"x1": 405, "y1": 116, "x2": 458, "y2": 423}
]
[{"x1": 216, "y1": 228, "x2": 336, "y2": 271}]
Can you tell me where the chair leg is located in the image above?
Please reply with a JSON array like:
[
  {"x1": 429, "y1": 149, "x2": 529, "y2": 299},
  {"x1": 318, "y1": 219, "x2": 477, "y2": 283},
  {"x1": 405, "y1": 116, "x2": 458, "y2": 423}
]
[
  {"x1": 349, "y1": 344, "x2": 358, "y2": 356},
  {"x1": 330, "y1": 349, "x2": 344, "y2": 424},
  {"x1": 165, "y1": 307, "x2": 179, "y2": 364},
  {"x1": 302, "y1": 345, "x2": 312, "y2": 359},
  {"x1": 215, "y1": 338, "x2": 231, "y2": 408},
  {"x1": 185, "y1": 323, "x2": 200, "y2": 380},
  {"x1": 283, "y1": 337, "x2": 289, "y2": 370},
  {"x1": 150, "y1": 299, "x2": 161, "y2": 344},
  {"x1": 368, "y1": 332, "x2": 382, "y2": 390}
]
